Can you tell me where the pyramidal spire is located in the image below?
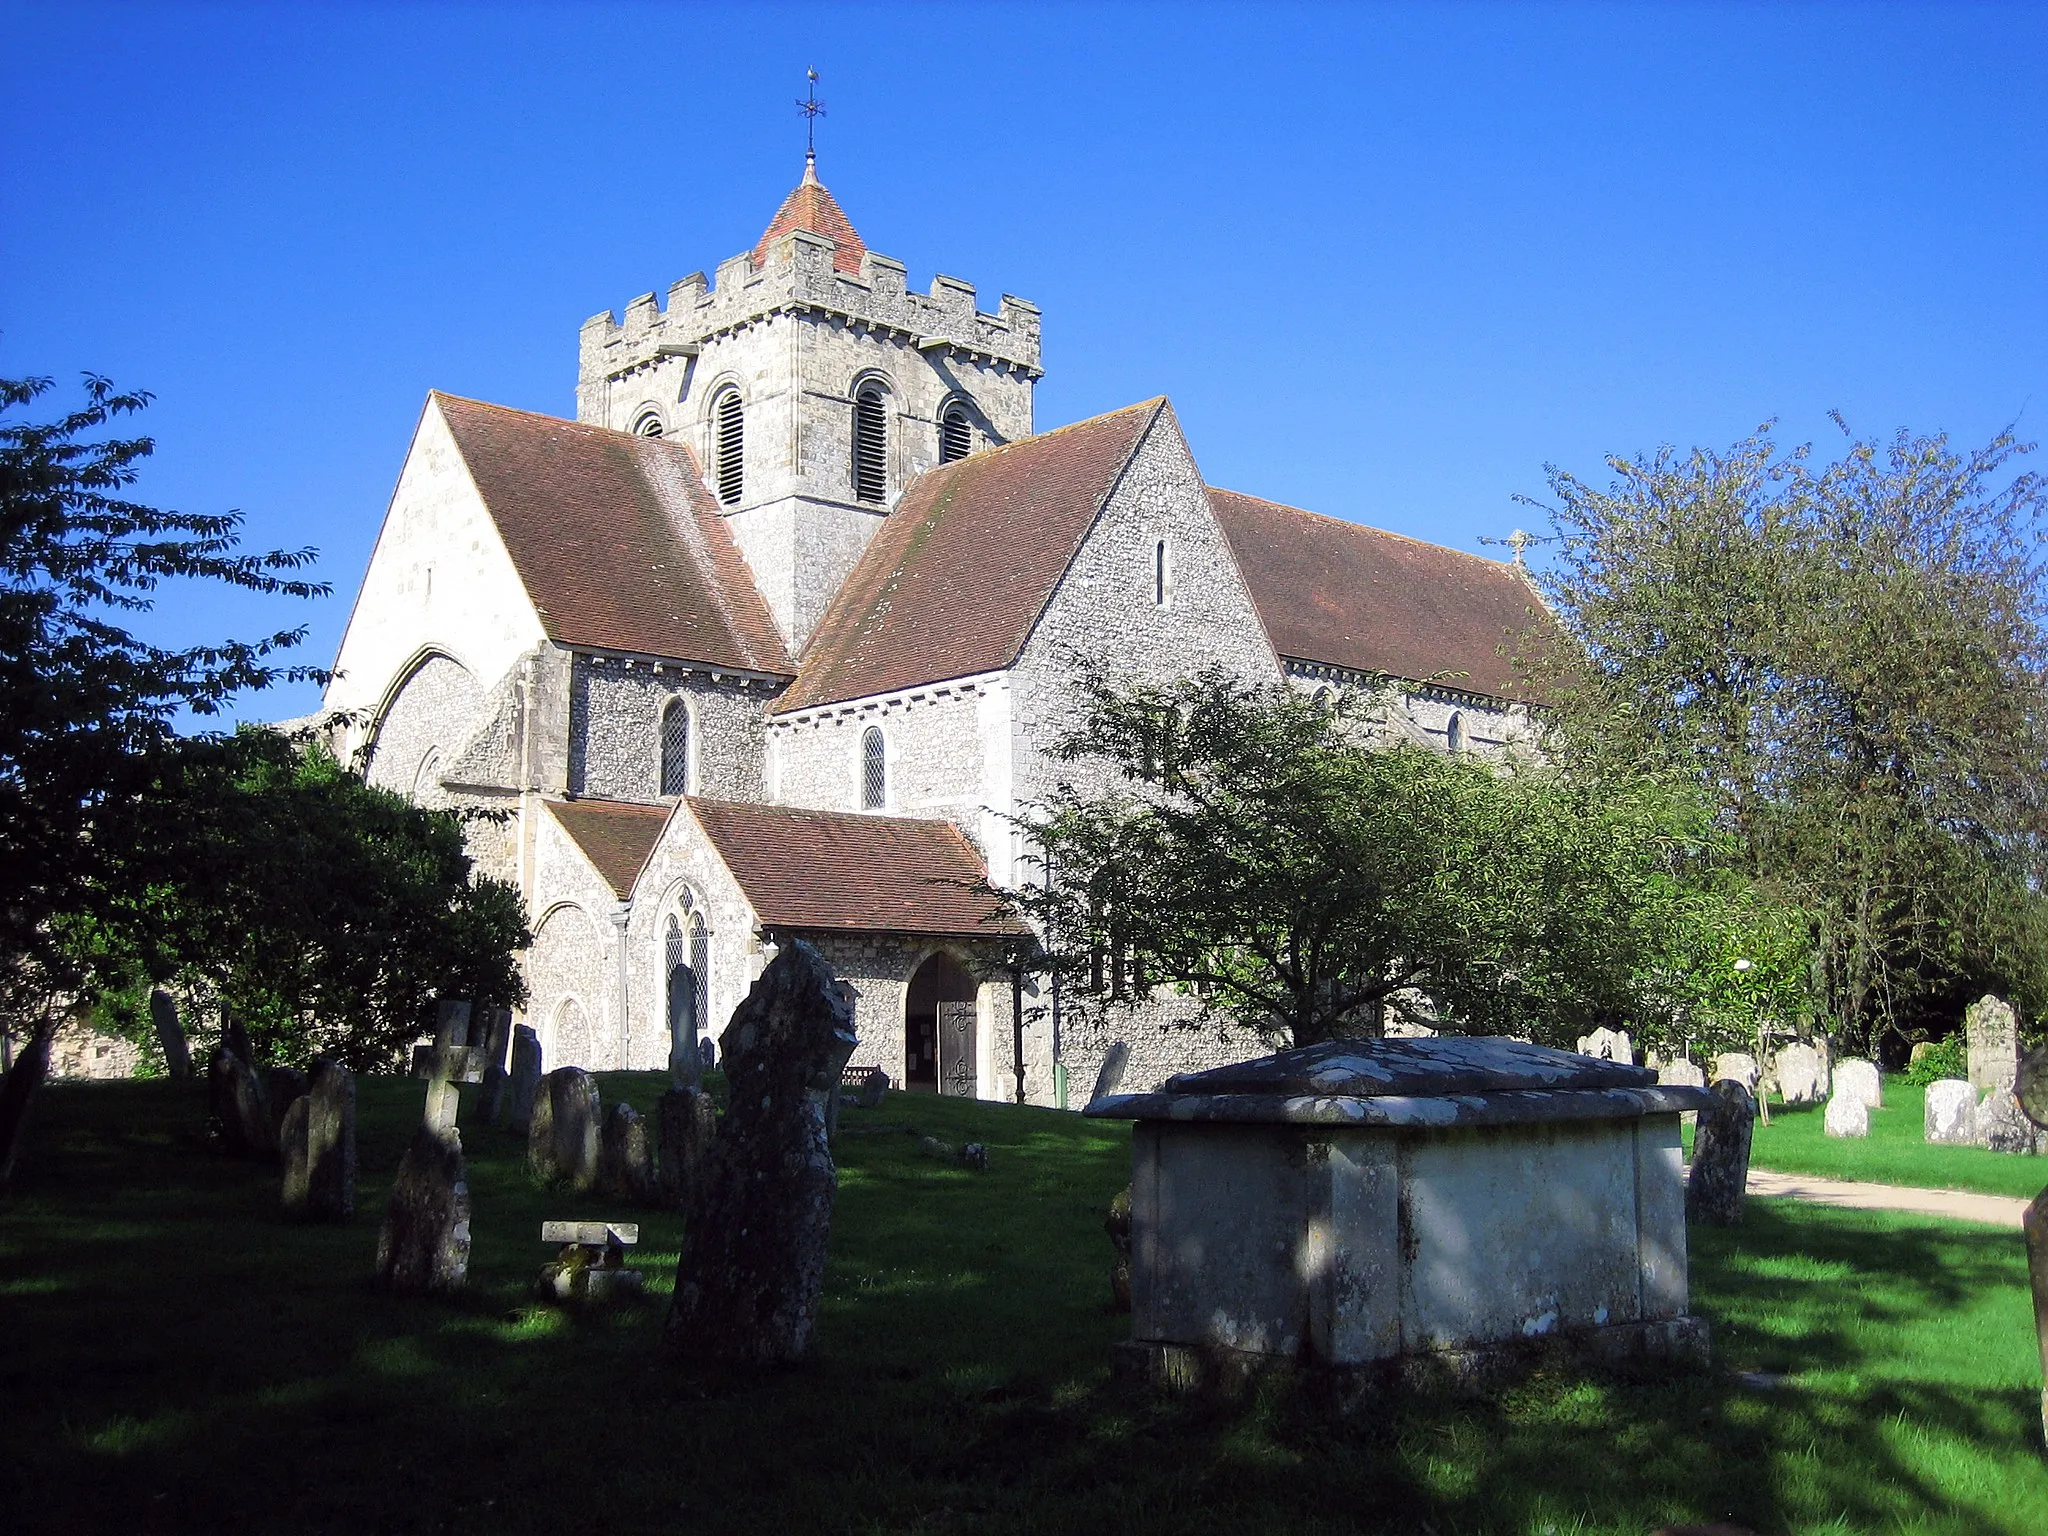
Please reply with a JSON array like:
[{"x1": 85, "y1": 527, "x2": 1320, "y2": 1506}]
[{"x1": 753, "y1": 154, "x2": 867, "y2": 274}]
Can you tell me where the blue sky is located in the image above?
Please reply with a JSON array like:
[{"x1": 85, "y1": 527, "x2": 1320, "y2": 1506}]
[{"x1": 4, "y1": 2, "x2": 2044, "y2": 723}]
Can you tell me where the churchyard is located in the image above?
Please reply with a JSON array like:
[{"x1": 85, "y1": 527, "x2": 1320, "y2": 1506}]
[
  {"x1": 3, "y1": 1068, "x2": 2045, "y2": 1535},
  {"x1": 1743, "y1": 1084, "x2": 2048, "y2": 1201}
]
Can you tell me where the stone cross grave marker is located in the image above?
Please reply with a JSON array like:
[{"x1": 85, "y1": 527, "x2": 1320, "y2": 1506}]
[
  {"x1": 538, "y1": 1220, "x2": 643, "y2": 1303},
  {"x1": 374, "y1": 999, "x2": 474, "y2": 1294},
  {"x1": 666, "y1": 938, "x2": 857, "y2": 1365},
  {"x1": 2012, "y1": 1044, "x2": 2048, "y2": 1446},
  {"x1": 422, "y1": 999, "x2": 471, "y2": 1135}
]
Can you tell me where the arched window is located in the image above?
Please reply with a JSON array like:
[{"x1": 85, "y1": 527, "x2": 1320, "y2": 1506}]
[
  {"x1": 711, "y1": 387, "x2": 744, "y2": 506},
  {"x1": 861, "y1": 726, "x2": 887, "y2": 810},
  {"x1": 634, "y1": 411, "x2": 665, "y2": 438},
  {"x1": 689, "y1": 911, "x2": 710, "y2": 1033},
  {"x1": 1153, "y1": 538, "x2": 1173, "y2": 607},
  {"x1": 410, "y1": 749, "x2": 442, "y2": 806},
  {"x1": 665, "y1": 906, "x2": 712, "y2": 1052},
  {"x1": 939, "y1": 402, "x2": 973, "y2": 464},
  {"x1": 852, "y1": 383, "x2": 889, "y2": 503},
  {"x1": 659, "y1": 698, "x2": 690, "y2": 795},
  {"x1": 1446, "y1": 712, "x2": 1466, "y2": 755}
]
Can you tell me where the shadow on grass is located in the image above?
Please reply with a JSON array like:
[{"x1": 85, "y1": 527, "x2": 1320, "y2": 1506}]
[{"x1": 1, "y1": 1078, "x2": 2042, "y2": 1534}]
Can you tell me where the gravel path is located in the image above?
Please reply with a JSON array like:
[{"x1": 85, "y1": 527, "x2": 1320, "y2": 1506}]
[{"x1": 1745, "y1": 1165, "x2": 2032, "y2": 1228}]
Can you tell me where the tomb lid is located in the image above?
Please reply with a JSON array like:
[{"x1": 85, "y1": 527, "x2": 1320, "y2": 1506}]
[
  {"x1": 1164, "y1": 1036, "x2": 1651, "y2": 1097},
  {"x1": 1086, "y1": 1036, "x2": 1704, "y2": 1128}
]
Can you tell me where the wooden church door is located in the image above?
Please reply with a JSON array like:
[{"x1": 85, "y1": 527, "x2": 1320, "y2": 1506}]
[{"x1": 936, "y1": 1001, "x2": 977, "y2": 1097}]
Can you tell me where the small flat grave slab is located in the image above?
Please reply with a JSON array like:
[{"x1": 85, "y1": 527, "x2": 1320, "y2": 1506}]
[{"x1": 537, "y1": 1220, "x2": 644, "y2": 1304}]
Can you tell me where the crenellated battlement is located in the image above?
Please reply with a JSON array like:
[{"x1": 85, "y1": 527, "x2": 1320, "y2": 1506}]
[{"x1": 578, "y1": 228, "x2": 1042, "y2": 401}]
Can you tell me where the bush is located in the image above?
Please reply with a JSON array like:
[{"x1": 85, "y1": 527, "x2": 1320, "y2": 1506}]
[{"x1": 1900, "y1": 1034, "x2": 1967, "y2": 1086}]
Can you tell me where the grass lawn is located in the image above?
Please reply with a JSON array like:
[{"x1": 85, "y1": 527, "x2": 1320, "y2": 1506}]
[
  {"x1": 2, "y1": 1076, "x2": 2045, "y2": 1534},
  {"x1": 1744, "y1": 1083, "x2": 2048, "y2": 1200}
]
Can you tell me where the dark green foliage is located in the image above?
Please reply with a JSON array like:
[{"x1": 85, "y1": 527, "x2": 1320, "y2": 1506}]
[
  {"x1": 1901, "y1": 1035, "x2": 1969, "y2": 1088},
  {"x1": 0, "y1": 1077, "x2": 2042, "y2": 1533},
  {"x1": 0, "y1": 374, "x2": 326, "y2": 1032},
  {"x1": 1006, "y1": 668, "x2": 1771, "y2": 1051},
  {"x1": 1528, "y1": 420, "x2": 2048, "y2": 1057},
  {"x1": 81, "y1": 726, "x2": 529, "y2": 1072}
]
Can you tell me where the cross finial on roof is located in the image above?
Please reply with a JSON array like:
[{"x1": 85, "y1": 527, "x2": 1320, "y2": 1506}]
[
  {"x1": 798, "y1": 67, "x2": 825, "y2": 168},
  {"x1": 1505, "y1": 529, "x2": 1532, "y2": 567}
]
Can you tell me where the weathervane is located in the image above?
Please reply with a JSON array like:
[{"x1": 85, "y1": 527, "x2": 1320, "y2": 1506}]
[{"x1": 798, "y1": 67, "x2": 825, "y2": 161}]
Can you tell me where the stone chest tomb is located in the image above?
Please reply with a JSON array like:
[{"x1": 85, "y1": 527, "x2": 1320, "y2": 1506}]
[{"x1": 1087, "y1": 1037, "x2": 1712, "y2": 1386}]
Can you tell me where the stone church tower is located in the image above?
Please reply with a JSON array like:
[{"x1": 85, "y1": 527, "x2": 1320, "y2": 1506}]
[{"x1": 574, "y1": 152, "x2": 1044, "y2": 652}]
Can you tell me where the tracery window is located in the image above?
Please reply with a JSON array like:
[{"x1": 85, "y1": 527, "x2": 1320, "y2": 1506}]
[
  {"x1": 660, "y1": 698, "x2": 690, "y2": 795},
  {"x1": 711, "y1": 387, "x2": 745, "y2": 506},
  {"x1": 853, "y1": 383, "x2": 889, "y2": 503},
  {"x1": 939, "y1": 402, "x2": 973, "y2": 464},
  {"x1": 861, "y1": 726, "x2": 887, "y2": 810}
]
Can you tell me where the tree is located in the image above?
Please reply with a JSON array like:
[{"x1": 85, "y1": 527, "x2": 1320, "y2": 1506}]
[
  {"x1": 0, "y1": 374, "x2": 323, "y2": 1179},
  {"x1": 1526, "y1": 419, "x2": 2048, "y2": 1057},
  {"x1": 1003, "y1": 668, "x2": 1734, "y2": 1052},
  {"x1": 82, "y1": 727, "x2": 529, "y2": 1073}
]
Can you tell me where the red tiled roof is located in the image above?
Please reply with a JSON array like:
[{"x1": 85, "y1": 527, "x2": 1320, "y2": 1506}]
[
  {"x1": 778, "y1": 399, "x2": 1164, "y2": 712},
  {"x1": 687, "y1": 798, "x2": 1028, "y2": 938},
  {"x1": 752, "y1": 156, "x2": 867, "y2": 276},
  {"x1": 436, "y1": 394, "x2": 791, "y2": 675},
  {"x1": 544, "y1": 799, "x2": 672, "y2": 900},
  {"x1": 1208, "y1": 488, "x2": 1553, "y2": 703}
]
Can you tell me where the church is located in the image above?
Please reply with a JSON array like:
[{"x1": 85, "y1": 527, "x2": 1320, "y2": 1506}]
[{"x1": 317, "y1": 153, "x2": 1545, "y2": 1104}]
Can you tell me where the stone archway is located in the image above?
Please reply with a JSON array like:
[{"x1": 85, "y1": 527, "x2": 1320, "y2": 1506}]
[{"x1": 905, "y1": 952, "x2": 978, "y2": 1097}]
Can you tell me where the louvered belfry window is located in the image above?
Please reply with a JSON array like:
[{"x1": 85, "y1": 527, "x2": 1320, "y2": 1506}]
[
  {"x1": 635, "y1": 413, "x2": 664, "y2": 438},
  {"x1": 852, "y1": 384, "x2": 889, "y2": 503},
  {"x1": 660, "y1": 698, "x2": 689, "y2": 795},
  {"x1": 713, "y1": 388, "x2": 744, "y2": 506},
  {"x1": 939, "y1": 403, "x2": 972, "y2": 464},
  {"x1": 861, "y1": 726, "x2": 887, "y2": 810}
]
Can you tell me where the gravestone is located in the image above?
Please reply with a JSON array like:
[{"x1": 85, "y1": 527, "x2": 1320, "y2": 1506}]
[
  {"x1": 374, "y1": 1012, "x2": 472, "y2": 1293},
  {"x1": 149, "y1": 990, "x2": 190, "y2": 1079},
  {"x1": 666, "y1": 938, "x2": 857, "y2": 1365},
  {"x1": 538, "y1": 1220, "x2": 643, "y2": 1304},
  {"x1": 657, "y1": 1086, "x2": 718, "y2": 1211},
  {"x1": 1575, "y1": 1026, "x2": 1633, "y2": 1065},
  {"x1": 476, "y1": 1007, "x2": 513, "y2": 1124},
  {"x1": 1712, "y1": 1053, "x2": 1760, "y2": 1094},
  {"x1": 506, "y1": 1025, "x2": 543, "y2": 1134},
  {"x1": 1774, "y1": 1043, "x2": 1828, "y2": 1106},
  {"x1": 2016, "y1": 1045, "x2": 2048, "y2": 1445},
  {"x1": 1686, "y1": 1078, "x2": 1755, "y2": 1225},
  {"x1": 267, "y1": 1066, "x2": 308, "y2": 1146},
  {"x1": 421, "y1": 1000, "x2": 470, "y2": 1133},
  {"x1": 209, "y1": 1045, "x2": 276, "y2": 1160},
  {"x1": 1657, "y1": 1057, "x2": 1707, "y2": 1089},
  {"x1": 374, "y1": 1126, "x2": 471, "y2": 1293},
  {"x1": 282, "y1": 1056, "x2": 356, "y2": 1220},
  {"x1": 529, "y1": 1067, "x2": 601, "y2": 1190},
  {"x1": 1834, "y1": 1058, "x2": 1881, "y2": 1110},
  {"x1": 599, "y1": 1102, "x2": 654, "y2": 1204},
  {"x1": 1925, "y1": 1080, "x2": 1978, "y2": 1145},
  {"x1": 1089, "y1": 1040, "x2": 1131, "y2": 1104},
  {"x1": 668, "y1": 961, "x2": 702, "y2": 1091},
  {"x1": 1968, "y1": 995, "x2": 2020, "y2": 1096},
  {"x1": 1979, "y1": 1090, "x2": 2046, "y2": 1155},
  {"x1": 1106, "y1": 1185, "x2": 1133, "y2": 1311},
  {"x1": 1823, "y1": 1092, "x2": 1869, "y2": 1138}
]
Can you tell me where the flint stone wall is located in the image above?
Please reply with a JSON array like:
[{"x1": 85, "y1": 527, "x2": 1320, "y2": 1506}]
[{"x1": 568, "y1": 659, "x2": 771, "y2": 804}]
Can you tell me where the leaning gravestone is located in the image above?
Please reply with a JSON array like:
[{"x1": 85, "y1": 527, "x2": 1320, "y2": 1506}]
[
  {"x1": 1576, "y1": 1026, "x2": 1634, "y2": 1065},
  {"x1": 374, "y1": 1009, "x2": 471, "y2": 1293},
  {"x1": 476, "y1": 1006, "x2": 513, "y2": 1124},
  {"x1": 282, "y1": 1057, "x2": 356, "y2": 1220},
  {"x1": 1824, "y1": 1091, "x2": 1870, "y2": 1139},
  {"x1": 1774, "y1": 1043, "x2": 1828, "y2": 1106},
  {"x1": 506, "y1": 1025, "x2": 543, "y2": 1134},
  {"x1": 666, "y1": 938, "x2": 857, "y2": 1364},
  {"x1": 1924, "y1": 1079, "x2": 1978, "y2": 1145},
  {"x1": 149, "y1": 990, "x2": 191, "y2": 1080},
  {"x1": 529, "y1": 1067, "x2": 601, "y2": 1190},
  {"x1": 1088, "y1": 1040, "x2": 1131, "y2": 1105},
  {"x1": 657, "y1": 1086, "x2": 718, "y2": 1211},
  {"x1": 599, "y1": 1102, "x2": 655, "y2": 1204},
  {"x1": 1712, "y1": 1053, "x2": 1760, "y2": 1095},
  {"x1": 1969, "y1": 995, "x2": 2021, "y2": 1096},
  {"x1": 1835, "y1": 1058, "x2": 1881, "y2": 1110},
  {"x1": 1687, "y1": 1078, "x2": 1755, "y2": 1224}
]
